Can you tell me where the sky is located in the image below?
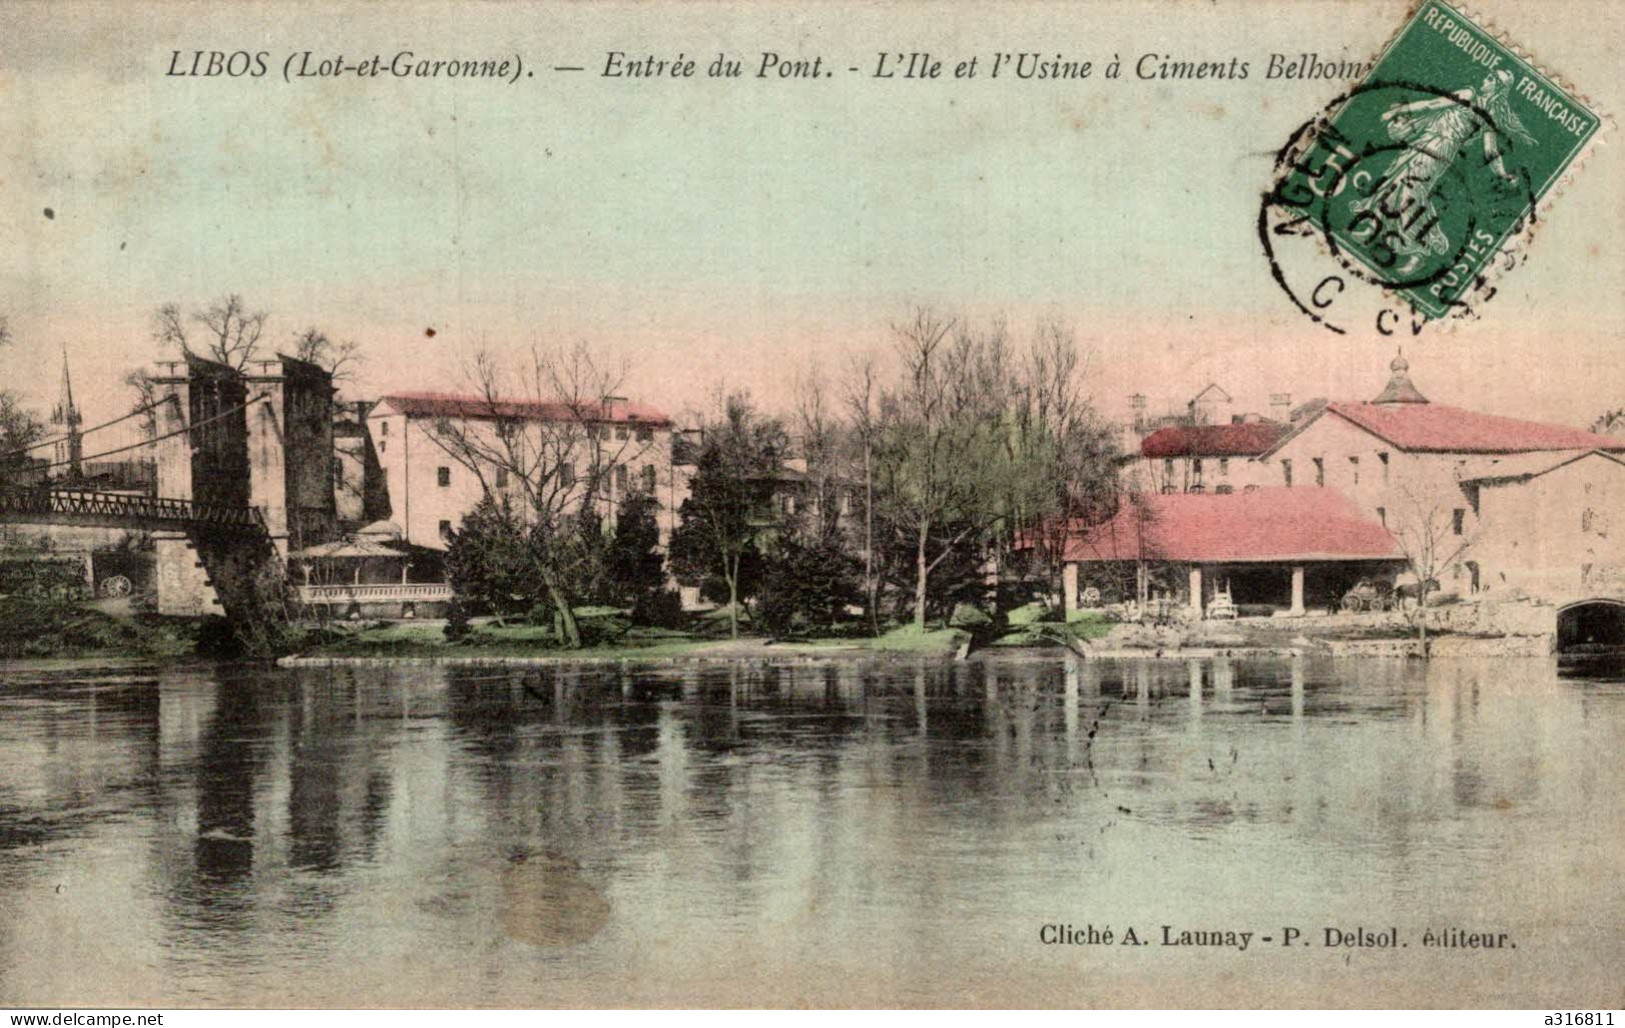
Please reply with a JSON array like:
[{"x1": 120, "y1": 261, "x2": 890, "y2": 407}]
[{"x1": 1, "y1": 0, "x2": 1621, "y2": 434}]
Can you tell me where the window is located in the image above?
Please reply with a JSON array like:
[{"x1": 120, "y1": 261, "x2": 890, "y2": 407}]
[
  {"x1": 559, "y1": 462, "x2": 575, "y2": 486},
  {"x1": 1282, "y1": 459, "x2": 1293, "y2": 487},
  {"x1": 379, "y1": 440, "x2": 387, "y2": 454},
  {"x1": 1312, "y1": 457, "x2": 1324, "y2": 487},
  {"x1": 1377, "y1": 506, "x2": 1386, "y2": 528},
  {"x1": 1349, "y1": 455, "x2": 1360, "y2": 485},
  {"x1": 615, "y1": 464, "x2": 629, "y2": 492},
  {"x1": 494, "y1": 467, "x2": 509, "y2": 490},
  {"x1": 616, "y1": 425, "x2": 630, "y2": 441},
  {"x1": 641, "y1": 464, "x2": 657, "y2": 493},
  {"x1": 1452, "y1": 508, "x2": 1465, "y2": 535},
  {"x1": 636, "y1": 425, "x2": 653, "y2": 443},
  {"x1": 1215, "y1": 484, "x2": 1233, "y2": 495},
  {"x1": 1163, "y1": 457, "x2": 1174, "y2": 480},
  {"x1": 438, "y1": 519, "x2": 452, "y2": 539},
  {"x1": 1378, "y1": 451, "x2": 1389, "y2": 481},
  {"x1": 437, "y1": 466, "x2": 451, "y2": 488},
  {"x1": 1219, "y1": 458, "x2": 1229, "y2": 477},
  {"x1": 1192, "y1": 458, "x2": 1204, "y2": 483},
  {"x1": 380, "y1": 421, "x2": 390, "y2": 437}
]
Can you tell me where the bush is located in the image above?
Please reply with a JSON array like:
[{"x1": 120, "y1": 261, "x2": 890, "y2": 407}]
[
  {"x1": 948, "y1": 602, "x2": 993, "y2": 630},
  {"x1": 444, "y1": 598, "x2": 473, "y2": 642},
  {"x1": 756, "y1": 537, "x2": 860, "y2": 637},
  {"x1": 0, "y1": 596, "x2": 148, "y2": 657},
  {"x1": 632, "y1": 589, "x2": 686, "y2": 629},
  {"x1": 576, "y1": 610, "x2": 631, "y2": 647}
]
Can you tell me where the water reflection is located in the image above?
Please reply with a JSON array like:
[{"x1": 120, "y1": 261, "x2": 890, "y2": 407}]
[{"x1": 0, "y1": 654, "x2": 1622, "y2": 1006}]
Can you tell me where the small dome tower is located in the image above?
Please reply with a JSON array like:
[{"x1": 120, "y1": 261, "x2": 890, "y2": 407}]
[{"x1": 1372, "y1": 348, "x2": 1429, "y2": 406}]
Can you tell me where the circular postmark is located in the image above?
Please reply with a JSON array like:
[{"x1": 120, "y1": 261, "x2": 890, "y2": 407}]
[{"x1": 1259, "y1": 78, "x2": 1539, "y2": 333}]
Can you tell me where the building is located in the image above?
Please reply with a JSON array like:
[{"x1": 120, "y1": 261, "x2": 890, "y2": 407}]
[
  {"x1": 1256, "y1": 351, "x2": 1625, "y2": 599},
  {"x1": 365, "y1": 391, "x2": 679, "y2": 549},
  {"x1": 1460, "y1": 449, "x2": 1625, "y2": 600},
  {"x1": 1046, "y1": 487, "x2": 1403, "y2": 617},
  {"x1": 1138, "y1": 420, "x2": 1290, "y2": 495},
  {"x1": 331, "y1": 400, "x2": 389, "y2": 531},
  {"x1": 1123, "y1": 383, "x2": 1302, "y2": 494}
]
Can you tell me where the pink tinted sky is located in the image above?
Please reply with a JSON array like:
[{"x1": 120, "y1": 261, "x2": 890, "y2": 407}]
[{"x1": 2, "y1": 0, "x2": 1620, "y2": 431}]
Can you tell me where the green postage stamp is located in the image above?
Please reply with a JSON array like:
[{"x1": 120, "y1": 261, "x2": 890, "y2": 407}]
[{"x1": 1270, "y1": 0, "x2": 1605, "y2": 319}]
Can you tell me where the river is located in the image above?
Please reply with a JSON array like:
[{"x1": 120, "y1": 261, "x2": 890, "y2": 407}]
[{"x1": 1, "y1": 653, "x2": 1621, "y2": 1007}]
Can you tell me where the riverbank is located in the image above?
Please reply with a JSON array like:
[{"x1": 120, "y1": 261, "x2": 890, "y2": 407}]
[
  {"x1": 0, "y1": 596, "x2": 195, "y2": 661},
  {"x1": 278, "y1": 622, "x2": 973, "y2": 668}
]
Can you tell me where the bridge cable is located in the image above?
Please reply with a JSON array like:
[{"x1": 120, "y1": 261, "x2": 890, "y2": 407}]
[
  {"x1": 15, "y1": 393, "x2": 271, "y2": 474},
  {"x1": 0, "y1": 398, "x2": 169, "y2": 459}
]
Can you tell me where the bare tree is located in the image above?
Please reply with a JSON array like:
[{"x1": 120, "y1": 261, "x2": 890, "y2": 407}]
[
  {"x1": 1008, "y1": 317, "x2": 1121, "y2": 611},
  {"x1": 423, "y1": 342, "x2": 655, "y2": 648},
  {"x1": 791, "y1": 362, "x2": 846, "y2": 543},
  {"x1": 292, "y1": 327, "x2": 362, "y2": 384},
  {"x1": 841, "y1": 355, "x2": 882, "y2": 632},
  {"x1": 0, "y1": 318, "x2": 46, "y2": 474},
  {"x1": 153, "y1": 293, "x2": 268, "y2": 371},
  {"x1": 872, "y1": 308, "x2": 1026, "y2": 630},
  {"x1": 1386, "y1": 482, "x2": 1475, "y2": 652}
]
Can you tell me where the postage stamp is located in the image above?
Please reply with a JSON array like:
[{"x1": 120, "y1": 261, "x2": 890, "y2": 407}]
[{"x1": 1266, "y1": 0, "x2": 1604, "y2": 320}]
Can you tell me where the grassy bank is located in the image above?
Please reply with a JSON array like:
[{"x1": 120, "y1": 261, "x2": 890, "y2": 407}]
[
  {"x1": 292, "y1": 618, "x2": 970, "y2": 663},
  {"x1": 0, "y1": 597, "x2": 195, "y2": 661}
]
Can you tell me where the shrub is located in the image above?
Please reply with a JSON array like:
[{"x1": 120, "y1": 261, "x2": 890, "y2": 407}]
[
  {"x1": 444, "y1": 598, "x2": 473, "y2": 642},
  {"x1": 756, "y1": 537, "x2": 860, "y2": 637},
  {"x1": 632, "y1": 589, "x2": 686, "y2": 629},
  {"x1": 948, "y1": 602, "x2": 993, "y2": 630},
  {"x1": 576, "y1": 610, "x2": 630, "y2": 647}
]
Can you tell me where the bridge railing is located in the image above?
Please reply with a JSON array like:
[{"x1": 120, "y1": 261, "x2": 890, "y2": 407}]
[{"x1": 0, "y1": 486, "x2": 266, "y2": 531}]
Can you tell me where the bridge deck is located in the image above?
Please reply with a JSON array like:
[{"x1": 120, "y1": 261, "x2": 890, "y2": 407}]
[{"x1": 0, "y1": 487, "x2": 266, "y2": 533}]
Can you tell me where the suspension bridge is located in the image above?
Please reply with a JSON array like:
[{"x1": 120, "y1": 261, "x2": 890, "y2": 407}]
[{"x1": 0, "y1": 353, "x2": 339, "y2": 646}]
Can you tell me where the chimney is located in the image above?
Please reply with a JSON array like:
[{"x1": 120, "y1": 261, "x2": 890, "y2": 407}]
[
  {"x1": 1269, "y1": 393, "x2": 1292, "y2": 421},
  {"x1": 1128, "y1": 394, "x2": 1148, "y2": 430}
]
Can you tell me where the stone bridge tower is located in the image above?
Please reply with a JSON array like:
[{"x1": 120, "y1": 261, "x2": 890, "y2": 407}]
[{"x1": 149, "y1": 354, "x2": 336, "y2": 617}]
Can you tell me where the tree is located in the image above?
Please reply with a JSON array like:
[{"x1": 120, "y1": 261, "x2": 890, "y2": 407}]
[
  {"x1": 756, "y1": 534, "x2": 860, "y2": 637},
  {"x1": 598, "y1": 489, "x2": 667, "y2": 608},
  {"x1": 292, "y1": 327, "x2": 362, "y2": 384},
  {"x1": 153, "y1": 293, "x2": 268, "y2": 371},
  {"x1": 0, "y1": 319, "x2": 45, "y2": 476},
  {"x1": 871, "y1": 309, "x2": 1025, "y2": 630},
  {"x1": 424, "y1": 343, "x2": 656, "y2": 648},
  {"x1": 668, "y1": 394, "x2": 787, "y2": 639},
  {"x1": 841, "y1": 355, "x2": 882, "y2": 632},
  {"x1": 1009, "y1": 319, "x2": 1122, "y2": 610},
  {"x1": 444, "y1": 495, "x2": 535, "y2": 620},
  {"x1": 1386, "y1": 482, "x2": 1475, "y2": 652}
]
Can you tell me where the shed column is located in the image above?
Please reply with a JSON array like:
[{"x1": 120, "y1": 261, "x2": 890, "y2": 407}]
[
  {"x1": 1188, "y1": 566, "x2": 1203, "y2": 617},
  {"x1": 1290, "y1": 565, "x2": 1306, "y2": 616},
  {"x1": 1062, "y1": 562, "x2": 1080, "y2": 616}
]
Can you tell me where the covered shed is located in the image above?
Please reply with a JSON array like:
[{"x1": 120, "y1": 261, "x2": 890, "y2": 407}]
[{"x1": 1046, "y1": 487, "x2": 1403, "y2": 617}]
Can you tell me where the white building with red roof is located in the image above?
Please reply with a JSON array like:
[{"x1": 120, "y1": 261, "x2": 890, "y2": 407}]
[{"x1": 367, "y1": 391, "x2": 679, "y2": 550}]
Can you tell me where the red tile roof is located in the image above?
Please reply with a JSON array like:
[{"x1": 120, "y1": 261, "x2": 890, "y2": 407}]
[
  {"x1": 1322, "y1": 402, "x2": 1625, "y2": 455},
  {"x1": 1140, "y1": 420, "x2": 1289, "y2": 458},
  {"x1": 1048, "y1": 487, "x2": 1401, "y2": 564},
  {"x1": 379, "y1": 392, "x2": 672, "y2": 426}
]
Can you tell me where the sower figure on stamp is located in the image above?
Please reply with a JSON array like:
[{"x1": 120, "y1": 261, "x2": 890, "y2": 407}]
[{"x1": 1350, "y1": 69, "x2": 1537, "y2": 274}]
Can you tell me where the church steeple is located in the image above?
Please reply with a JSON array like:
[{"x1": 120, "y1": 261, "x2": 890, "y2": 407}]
[
  {"x1": 50, "y1": 347, "x2": 83, "y2": 478},
  {"x1": 1372, "y1": 347, "x2": 1429, "y2": 406}
]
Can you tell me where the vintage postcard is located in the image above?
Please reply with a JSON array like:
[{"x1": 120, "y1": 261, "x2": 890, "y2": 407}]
[{"x1": 2, "y1": 0, "x2": 1623, "y2": 1012}]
